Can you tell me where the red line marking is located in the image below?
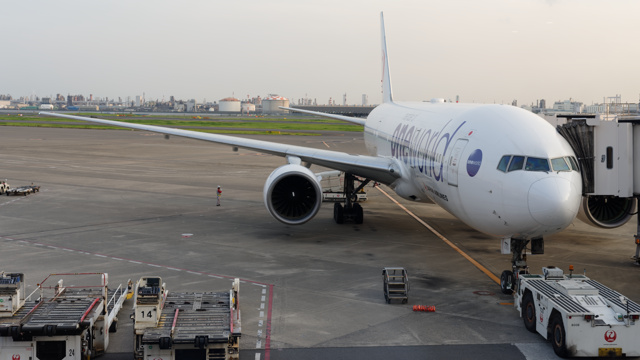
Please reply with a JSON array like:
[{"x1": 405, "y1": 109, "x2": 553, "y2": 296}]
[{"x1": 265, "y1": 283, "x2": 274, "y2": 360}]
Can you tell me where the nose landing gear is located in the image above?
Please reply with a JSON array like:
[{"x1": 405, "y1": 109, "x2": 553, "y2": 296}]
[{"x1": 500, "y1": 237, "x2": 543, "y2": 294}]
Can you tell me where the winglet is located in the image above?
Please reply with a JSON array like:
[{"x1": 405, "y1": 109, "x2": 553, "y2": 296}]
[{"x1": 380, "y1": 12, "x2": 394, "y2": 104}]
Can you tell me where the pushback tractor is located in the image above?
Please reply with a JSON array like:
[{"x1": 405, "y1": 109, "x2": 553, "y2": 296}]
[{"x1": 515, "y1": 266, "x2": 640, "y2": 357}]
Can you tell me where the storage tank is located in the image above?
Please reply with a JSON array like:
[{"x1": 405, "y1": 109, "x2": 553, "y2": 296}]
[
  {"x1": 218, "y1": 97, "x2": 241, "y2": 113},
  {"x1": 262, "y1": 95, "x2": 289, "y2": 114},
  {"x1": 241, "y1": 102, "x2": 256, "y2": 114}
]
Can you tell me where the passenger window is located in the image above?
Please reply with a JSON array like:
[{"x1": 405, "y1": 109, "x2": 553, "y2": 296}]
[
  {"x1": 525, "y1": 157, "x2": 550, "y2": 172},
  {"x1": 566, "y1": 156, "x2": 579, "y2": 172},
  {"x1": 497, "y1": 155, "x2": 511, "y2": 172},
  {"x1": 551, "y1": 157, "x2": 570, "y2": 172},
  {"x1": 508, "y1": 156, "x2": 525, "y2": 172}
]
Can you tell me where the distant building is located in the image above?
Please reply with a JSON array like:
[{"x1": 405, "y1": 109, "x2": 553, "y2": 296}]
[
  {"x1": 262, "y1": 95, "x2": 289, "y2": 114},
  {"x1": 241, "y1": 102, "x2": 256, "y2": 114},
  {"x1": 186, "y1": 99, "x2": 196, "y2": 112},
  {"x1": 362, "y1": 94, "x2": 368, "y2": 106},
  {"x1": 544, "y1": 99, "x2": 583, "y2": 115},
  {"x1": 219, "y1": 97, "x2": 241, "y2": 113}
]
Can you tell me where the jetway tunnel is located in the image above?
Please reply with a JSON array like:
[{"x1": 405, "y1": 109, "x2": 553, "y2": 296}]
[{"x1": 556, "y1": 114, "x2": 640, "y2": 263}]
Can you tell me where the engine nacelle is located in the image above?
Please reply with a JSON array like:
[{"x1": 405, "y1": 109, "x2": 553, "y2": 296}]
[
  {"x1": 577, "y1": 195, "x2": 636, "y2": 229},
  {"x1": 263, "y1": 164, "x2": 323, "y2": 225}
]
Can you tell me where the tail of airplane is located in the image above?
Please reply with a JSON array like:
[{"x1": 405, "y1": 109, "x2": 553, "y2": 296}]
[{"x1": 380, "y1": 12, "x2": 394, "y2": 104}]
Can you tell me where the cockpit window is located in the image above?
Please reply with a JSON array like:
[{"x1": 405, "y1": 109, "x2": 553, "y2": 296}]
[
  {"x1": 499, "y1": 155, "x2": 579, "y2": 173},
  {"x1": 566, "y1": 156, "x2": 579, "y2": 171},
  {"x1": 497, "y1": 156, "x2": 511, "y2": 172},
  {"x1": 508, "y1": 156, "x2": 525, "y2": 172},
  {"x1": 525, "y1": 157, "x2": 550, "y2": 172},
  {"x1": 551, "y1": 157, "x2": 570, "y2": 172}
]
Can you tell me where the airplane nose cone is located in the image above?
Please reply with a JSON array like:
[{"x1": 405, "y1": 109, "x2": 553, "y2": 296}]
[{"x1": 528, "y1": 177, "x2": 580, "y2": 227}]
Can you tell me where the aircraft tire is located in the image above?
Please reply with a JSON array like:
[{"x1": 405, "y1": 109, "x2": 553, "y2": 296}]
[
  {"x1": 354, "y1": 203, "x2": 363, "y2": 224},
  {"x1": 334, "y1": 202, "x2": 344, "y2": 224},
  {"x1": 500, "y1": 270, "x2": 514, "y2": 294}
]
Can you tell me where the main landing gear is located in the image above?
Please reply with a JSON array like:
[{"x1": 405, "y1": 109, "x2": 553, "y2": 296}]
[
  {"x1": 500, "y1": 237, "x2": 544, "y2": 294},
  {"x1": 333, "y1": 173, "x2": 370, "y2": 225}
]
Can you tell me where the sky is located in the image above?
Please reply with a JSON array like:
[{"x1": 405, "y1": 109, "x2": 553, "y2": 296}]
[{"x1": 2, "y1": 0, "x2": 640, "y2": 106}]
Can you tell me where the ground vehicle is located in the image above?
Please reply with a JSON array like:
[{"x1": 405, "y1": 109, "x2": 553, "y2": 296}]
[
  {"x1": 0, "y1": 181, "x2": 9, "y2": 195},
  {"x1": 0, "y1": 272, "x2": 129, "y2": 359},
  {"x1": 320, "y1": 171, "x2": 367, "y2": 203},
  {"x1": 6, "y1": 187, "x2": 32, "y2": 196},
  {"x1": 515, "y1": 267, "x2": 640, "y2": 357},
  {"x1": 382, "y1": 267, "x2": 409, "y2": 304},
  {"x1": 132, "y1": 276, "x2": 241, "y2": 360}
]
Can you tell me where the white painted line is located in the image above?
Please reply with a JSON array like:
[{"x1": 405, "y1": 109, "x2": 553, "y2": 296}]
[
  {"x1": 257, "y1": 329, "x2": 262, "y2": 337},
  {"x1": 111, "y1": 257, "x2": 124, "y2": 261},
  {"x1": 262, "y1": 289, "x2": 266, "y2": 294},
  {"x1": 256, "y1": 340, "x2": 262, "y2": 349},
  {"x1": 258, "y1": 320, "x2": 263, "y2": 327},
  {"x1": 48, "y1": 246, "x2": 58, "y2": 249},
  {"x1": 167, "y1": 267, "x2": 181, "y2": 271},
  {"x1": 95, "y1": 254, "x2": 107, "y2": 258},
  {"x1": 63, "y1": 248, "x2": 74, "y2": 252},
  {"x1": 255, "y1": 353, "x2": 261, "y2": 360},
  {"x1": 129, "y1": 261, "x2": 142, "y2": 264},
  {"x1": 261, "y1": 296, "x2": 266, "y2": 302},
  {"x1": 259, "y1": 311, "x2": 264, "y2": 318},
  {"x1": 148, "y1": 264, "x2": 162, "y2": 268},
  {"x1": 260, "y1": 303, "x2": 265, "y2": 310},
  {"x1": 187, "y1": 271, "x2": 201, "y2": 275},
  {"x1": 208, "y1": 275, "x2": 222, "y2": 279}
]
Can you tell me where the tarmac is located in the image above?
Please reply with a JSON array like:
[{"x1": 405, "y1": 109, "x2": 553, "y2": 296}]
[{"x1": 1, "y1": 126, "x2": 639, "y2": 360}]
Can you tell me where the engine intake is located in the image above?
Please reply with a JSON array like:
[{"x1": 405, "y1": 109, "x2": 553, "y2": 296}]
[
  {"x1": 263, "y1": 164, "x2": 323, "y2": 225},
  {"x1": 577, "y1": 195, "x2": 636, "y2": 229}
]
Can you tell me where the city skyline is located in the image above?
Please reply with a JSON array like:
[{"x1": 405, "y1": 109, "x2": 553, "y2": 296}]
[{"x1": 3, "y1": 1, "x2": 640, "y2": 107}]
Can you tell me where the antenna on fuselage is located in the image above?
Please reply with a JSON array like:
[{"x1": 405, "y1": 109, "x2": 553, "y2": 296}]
[{"x1": 380, "y1": 12, "x2": 394, "y2": 104}]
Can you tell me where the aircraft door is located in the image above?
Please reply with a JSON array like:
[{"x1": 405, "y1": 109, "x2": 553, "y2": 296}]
[{"x1": 447, "y1": 139, "x2": 468, "y2": 186}]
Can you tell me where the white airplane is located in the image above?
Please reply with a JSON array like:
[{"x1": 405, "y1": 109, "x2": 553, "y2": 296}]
[{"x1": 41, "y1": 13, "x2": 585, "y2": 293}]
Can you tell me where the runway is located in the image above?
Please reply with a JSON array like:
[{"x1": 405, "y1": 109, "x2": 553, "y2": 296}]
[{"x1": 1, "y1": 126, "x2": 639, "y2": 360}]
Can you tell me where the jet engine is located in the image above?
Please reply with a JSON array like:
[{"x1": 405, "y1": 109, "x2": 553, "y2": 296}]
[
  {"x1": 263, "y1": 164, "x2": 323, "y2": 225},
  {"x1": 577, "y1": 195, "x2": 636, "y2": 229}
]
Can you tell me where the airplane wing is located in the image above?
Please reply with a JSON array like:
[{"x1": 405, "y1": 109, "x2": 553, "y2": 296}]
[
  {"x1": 39, "y1": 112, "x2": 401, "y2": 184},
  {"x1": 278, "y1": 107, "x2": 366, "y2": 126}
]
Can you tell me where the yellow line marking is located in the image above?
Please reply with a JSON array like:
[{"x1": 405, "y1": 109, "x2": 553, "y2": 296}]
[
  {"x1": 322, "y1": 141, "x2": 330, "y2": 148},
  {"x1": 376, "y1": 186, "x2": 500, "y2": 285}
]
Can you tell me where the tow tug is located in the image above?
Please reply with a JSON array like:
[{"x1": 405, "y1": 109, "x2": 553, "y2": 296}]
[
  {"x1": 132, "y1": 276, "x2": 241, "y2": 360},
  {"x1": 0, "y1": 272, "x2": 129, "y2": 359},
  {"x1": 515, "y1": 266, "x2": 640, "y2": 357}
]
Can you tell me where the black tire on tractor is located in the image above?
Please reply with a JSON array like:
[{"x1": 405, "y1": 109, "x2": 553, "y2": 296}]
[
  {"x1": 550, "y1": 313, "x2": 568, "y2": 358},
  {"x1": 109, "y1": 319, "x2": 118, "y2": 333},
  {"x1": 522, "y1": 292, "x2": 536, "y2": 333}
]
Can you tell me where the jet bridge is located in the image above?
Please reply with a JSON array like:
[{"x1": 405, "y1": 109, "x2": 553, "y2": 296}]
[{"x1": 557, "y1": 114, "x2": 640, "y2": 263}]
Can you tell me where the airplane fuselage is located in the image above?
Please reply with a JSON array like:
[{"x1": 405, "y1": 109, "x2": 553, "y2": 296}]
[{"x1": 364, "y1": 101, "x2": 582, "y2": 240}]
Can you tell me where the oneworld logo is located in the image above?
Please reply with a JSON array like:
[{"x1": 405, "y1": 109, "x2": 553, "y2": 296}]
[{"x1": 466, "y1": 149, "x2": 482, "y2": 177}]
